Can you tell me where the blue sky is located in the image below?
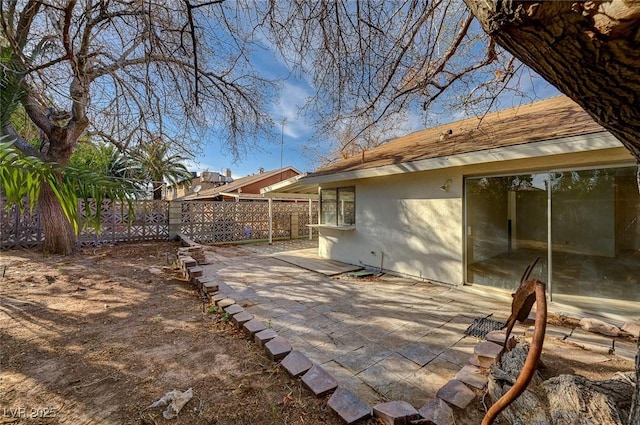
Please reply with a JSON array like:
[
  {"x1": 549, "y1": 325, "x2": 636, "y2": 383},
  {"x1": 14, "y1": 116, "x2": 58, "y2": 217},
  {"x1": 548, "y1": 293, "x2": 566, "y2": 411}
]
[
  {"x1": 186, "y1": 39, "x2": 560, "y2": 180},
  {"x1": 186, "y1": 44, "x2": 319, "y2": 179}
]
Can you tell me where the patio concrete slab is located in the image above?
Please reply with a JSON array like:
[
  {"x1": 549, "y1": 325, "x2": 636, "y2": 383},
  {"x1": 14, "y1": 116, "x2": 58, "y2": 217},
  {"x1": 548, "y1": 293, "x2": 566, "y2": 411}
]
[
  {"x1": 397, "y1": 342, "x2": 439, "y2": 367},
  {"x1": 335, "y1": 344, "x2": 393, "y2": 374},
  {"x1": 273, "y1": 248, "x2": 362, "y2": 276},
  {"x1": 200, "y1": 239, "x2": 636, "y2": 417}
]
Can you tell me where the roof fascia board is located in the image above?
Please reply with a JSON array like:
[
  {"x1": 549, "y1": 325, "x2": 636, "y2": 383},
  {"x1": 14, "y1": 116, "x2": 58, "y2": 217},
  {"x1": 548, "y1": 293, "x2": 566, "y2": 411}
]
[
  {"x1": 301, "y1": 132, "x2": 621, "y2": 185},
  {"x1": 262, "y1": 192, "x2": 319, "y2": 199},
  {"x1": 218, "y1": 191, "x2": 241, "y2": 198},
  {"x1": 260, "y1": 174, "x2": 307, "y2": 194}
]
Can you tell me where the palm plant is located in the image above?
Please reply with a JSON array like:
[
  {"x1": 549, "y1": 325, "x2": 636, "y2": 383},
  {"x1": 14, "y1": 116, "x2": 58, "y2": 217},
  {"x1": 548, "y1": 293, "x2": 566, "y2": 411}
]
[
  {"x1": 71, "y1": 142, "x2": 146, "y2": 196},
  {"x1": 134, "y1": 138, "x2": 193, "y2": 200},
  {"x1": 0, "y1": 137, "x2": 135, "y2": 237}
]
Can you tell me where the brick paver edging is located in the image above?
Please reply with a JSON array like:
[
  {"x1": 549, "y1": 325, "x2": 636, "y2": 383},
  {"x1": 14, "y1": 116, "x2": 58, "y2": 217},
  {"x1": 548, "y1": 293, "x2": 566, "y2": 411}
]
[{"x1": 176, "y1": 248, "x2": 506, "y2": 425}]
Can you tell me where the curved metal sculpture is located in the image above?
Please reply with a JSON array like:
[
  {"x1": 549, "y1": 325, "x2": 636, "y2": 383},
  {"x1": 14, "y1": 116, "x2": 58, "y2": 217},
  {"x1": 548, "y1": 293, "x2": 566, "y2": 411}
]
[{"x1": 481, "y1": 259, "x2": 547, "y2": 425}]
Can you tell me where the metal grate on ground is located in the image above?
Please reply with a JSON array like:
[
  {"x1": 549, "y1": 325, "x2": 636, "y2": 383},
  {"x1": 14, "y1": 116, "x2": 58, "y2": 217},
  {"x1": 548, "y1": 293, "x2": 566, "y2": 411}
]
[{"x1": 464, "y1": 317, "x2": 507, "y2": 339}]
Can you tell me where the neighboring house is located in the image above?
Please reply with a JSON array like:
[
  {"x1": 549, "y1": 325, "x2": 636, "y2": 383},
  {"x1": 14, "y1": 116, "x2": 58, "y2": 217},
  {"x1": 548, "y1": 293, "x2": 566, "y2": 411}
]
[
  {"x1": 264, "y1": 96, "x2": 639, "y2": 322},
  {"x1": 166, "y1": 169, "x2": 234, "y2": 200},
  {"x1": 178, "y1": 166, "x2": 301, "y2": 201}
]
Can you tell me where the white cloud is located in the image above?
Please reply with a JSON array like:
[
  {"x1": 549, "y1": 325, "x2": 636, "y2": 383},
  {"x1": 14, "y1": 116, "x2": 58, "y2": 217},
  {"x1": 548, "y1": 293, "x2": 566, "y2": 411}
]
[
  {"x1": 392, "y1": 109, "x2": 425, "y2": 136},
  {"x1": 271, "y1": 81, "x2": 314, "y2": 139}
]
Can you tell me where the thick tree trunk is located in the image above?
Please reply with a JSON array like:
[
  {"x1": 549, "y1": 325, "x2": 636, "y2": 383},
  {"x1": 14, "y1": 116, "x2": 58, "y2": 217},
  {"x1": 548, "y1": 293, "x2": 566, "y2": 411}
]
[
  {"x1": 465, "y1": 0, "x2": 640, "y2": 162},
  {"x1": 39, "y1": 180, "x2": 76, "y2": 255},
  {"x1": 153, "y1": 183, "x2": 163, "y2": 200},
  {"x1": 630, "y1": 339, "x2": 640, "y2": 424},
  {"x1": 464, "y1": 3, "x2": 640, "y2": 422},
  {"x1": 488, "y1": 344, "x2": 636, "y2": 425},
  {"x1": 26, "y1": 109, "x2": 87, "y2": 255}
]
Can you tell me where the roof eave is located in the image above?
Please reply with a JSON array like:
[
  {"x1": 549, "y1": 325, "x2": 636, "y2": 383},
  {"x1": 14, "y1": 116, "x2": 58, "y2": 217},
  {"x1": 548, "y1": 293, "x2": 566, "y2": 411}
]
[{"x1": 299, "y1": 131, "x2": 623, "y2": 185}]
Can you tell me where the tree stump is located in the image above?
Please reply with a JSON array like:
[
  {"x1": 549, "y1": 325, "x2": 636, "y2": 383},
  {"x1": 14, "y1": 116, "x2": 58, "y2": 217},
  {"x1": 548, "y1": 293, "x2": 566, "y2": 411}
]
[{"x1": 487, "y1": 343, "x2": 635, "y2": 425}]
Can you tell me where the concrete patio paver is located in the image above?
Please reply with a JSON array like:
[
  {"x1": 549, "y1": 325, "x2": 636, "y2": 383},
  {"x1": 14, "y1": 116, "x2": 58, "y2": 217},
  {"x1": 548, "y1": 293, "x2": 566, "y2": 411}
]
[
  {"x1": 201, "y1": 241, "x2": 512, "y2": 407},
  {"x1": 200, "y1": 239, "x2": 636, "y2": 417}
]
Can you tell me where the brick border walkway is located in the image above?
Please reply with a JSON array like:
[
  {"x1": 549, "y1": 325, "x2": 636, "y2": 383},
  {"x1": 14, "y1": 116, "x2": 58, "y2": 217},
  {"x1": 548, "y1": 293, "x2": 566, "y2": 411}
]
[{"x1": 177, "y1": 241, "x2": 638, "y2": 425}]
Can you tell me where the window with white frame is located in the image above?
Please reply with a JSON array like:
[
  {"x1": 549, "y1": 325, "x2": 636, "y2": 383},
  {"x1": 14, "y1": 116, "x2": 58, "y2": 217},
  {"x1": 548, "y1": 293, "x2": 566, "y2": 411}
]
[{"x1": 320, "y1": 187, "x2": 355, "y2": 226}]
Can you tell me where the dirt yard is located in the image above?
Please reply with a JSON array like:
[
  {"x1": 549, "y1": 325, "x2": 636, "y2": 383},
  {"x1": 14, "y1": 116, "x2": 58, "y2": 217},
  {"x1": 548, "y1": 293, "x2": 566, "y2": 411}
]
[
  {"x1": 0, "y1": 241, "x2": 636, "y2": 425},
  {"x1": 0, "y1": 242, "x2": 371, "y2": 425}
]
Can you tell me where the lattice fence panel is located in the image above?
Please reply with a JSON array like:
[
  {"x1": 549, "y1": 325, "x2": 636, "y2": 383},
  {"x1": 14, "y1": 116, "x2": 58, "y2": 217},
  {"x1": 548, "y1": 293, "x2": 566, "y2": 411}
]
[
  {"x1": 177, "y1": 199, "x2": 318, "y2": 244},
  {"x1": 1, "y1": 197, "x2": 168, "y2": 249},
  {"x1": 78, "y1": 200, "x2": 168, "y2": 245},
  {"x1": 293, "y1": 201, "x2": 318, "y2": 237},
  {"x1": 271, "y1": 202, "x2": 292, "y2": 239},
  {"x1": 2, "y1": 196, "x2": 315, "y2": 249},
  {"x1": 0, "y1": 197, "x2": 42, "y2": 248}
]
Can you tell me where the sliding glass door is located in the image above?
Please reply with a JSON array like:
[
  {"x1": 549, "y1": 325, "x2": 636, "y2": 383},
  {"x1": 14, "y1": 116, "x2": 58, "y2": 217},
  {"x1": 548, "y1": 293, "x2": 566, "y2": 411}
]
[
  {"x1": 466, "y1": 173, "x2": 549, "y2": 290},
  {"x1": 465, "y1": 165, "x2": 639, "y2": 318},
  {"x1": 549, "y1": 167, "x2": 640, "y2": 312}
]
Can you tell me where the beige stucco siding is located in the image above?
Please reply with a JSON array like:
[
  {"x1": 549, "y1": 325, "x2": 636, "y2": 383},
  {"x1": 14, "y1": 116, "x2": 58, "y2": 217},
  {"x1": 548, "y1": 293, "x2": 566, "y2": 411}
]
[
  {"x1": 319, "y1": 171, "x2": 464, "y2": 284},
  {"x1": 317, "y1": 146, "x2": 635, "y2": 286}
]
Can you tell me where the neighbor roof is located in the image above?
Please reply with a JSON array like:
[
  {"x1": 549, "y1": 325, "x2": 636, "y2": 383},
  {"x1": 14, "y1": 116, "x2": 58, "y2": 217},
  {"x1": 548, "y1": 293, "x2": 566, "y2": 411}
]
[
  {"x1": 310, "y1": 95, "x2": 606, "y2": 177},
  {"x1": 179, "y1": 166, "x2": 301, "y2": 200}
]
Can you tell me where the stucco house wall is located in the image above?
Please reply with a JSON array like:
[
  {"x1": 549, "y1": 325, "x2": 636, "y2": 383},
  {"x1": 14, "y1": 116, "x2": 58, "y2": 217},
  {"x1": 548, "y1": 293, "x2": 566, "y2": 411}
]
[{"x1": 317, "y1": 145, "x2": 634, "y2": 286}]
